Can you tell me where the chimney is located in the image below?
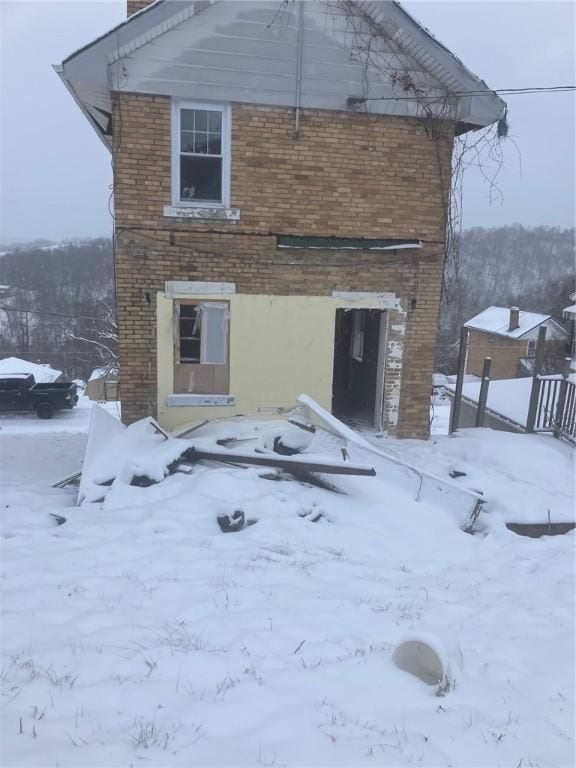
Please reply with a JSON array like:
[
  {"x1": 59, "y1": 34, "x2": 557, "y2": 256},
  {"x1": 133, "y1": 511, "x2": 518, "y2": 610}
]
[
  {"x1": 127, "y1": 0, "x2": 155, "y2": 17},
  {"x1": 508, "y1": 306, "x2": 520, "y2": 332}
]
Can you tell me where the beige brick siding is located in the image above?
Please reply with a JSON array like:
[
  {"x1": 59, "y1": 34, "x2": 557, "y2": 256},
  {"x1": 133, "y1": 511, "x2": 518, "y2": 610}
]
[
  {"x1": 467, "y1": 328, "x2": 568, "y2": 379},
  {"x1": 466, "y1": 330, "x2": 529, "y2": 379},
  {"x1": 126, "y1": 0, "x2": 153, "y2": 16},
  {"x1": 113, "y1": 93, "x2": 453, "y2": 437}
]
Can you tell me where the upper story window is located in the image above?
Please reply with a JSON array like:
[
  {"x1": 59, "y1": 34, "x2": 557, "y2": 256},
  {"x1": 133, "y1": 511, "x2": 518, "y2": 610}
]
[{"x1": 172, "y1": 102, "x2": 231, "y2": 208}]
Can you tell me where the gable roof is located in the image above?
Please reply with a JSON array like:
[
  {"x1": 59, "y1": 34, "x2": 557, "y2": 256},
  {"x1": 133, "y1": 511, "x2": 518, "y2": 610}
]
[
  {"x1": 56, "y1": 0, "x2": 506, "y2": 148},
  {"x1": 464, "y1": 306, "x2": 553, "y2": 340}
]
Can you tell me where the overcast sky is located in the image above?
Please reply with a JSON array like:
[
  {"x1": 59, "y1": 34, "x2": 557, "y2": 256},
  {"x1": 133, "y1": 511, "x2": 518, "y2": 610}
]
[{"x1": 1, "y1": 0, "x2": 574, "y2": 244}]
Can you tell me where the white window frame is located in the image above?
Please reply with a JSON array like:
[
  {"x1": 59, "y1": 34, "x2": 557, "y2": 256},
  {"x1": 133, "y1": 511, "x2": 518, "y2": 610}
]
[{"x1": 171, "y1": 101, "x2": 231, "y2": 209}]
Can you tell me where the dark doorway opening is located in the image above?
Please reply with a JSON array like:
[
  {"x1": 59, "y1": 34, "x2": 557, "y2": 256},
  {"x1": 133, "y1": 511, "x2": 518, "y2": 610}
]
[{"x1": 332, "y1": 308, "x2": 385, "y2": 427}]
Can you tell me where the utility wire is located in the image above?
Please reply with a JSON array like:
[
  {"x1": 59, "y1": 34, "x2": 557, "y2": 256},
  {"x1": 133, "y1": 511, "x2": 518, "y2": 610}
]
[
  {"x1": 361, "y1": 85, "x2": 576, "y2": 102},
  {"x1": 0, "y1": 306, "x2": 106, "y2": 322}
]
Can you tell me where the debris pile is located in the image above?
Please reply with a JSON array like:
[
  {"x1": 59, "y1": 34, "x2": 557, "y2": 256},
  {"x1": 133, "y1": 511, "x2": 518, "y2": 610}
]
[{"x1": 55, "y1": 395, "x2": 486, "y2": 534}]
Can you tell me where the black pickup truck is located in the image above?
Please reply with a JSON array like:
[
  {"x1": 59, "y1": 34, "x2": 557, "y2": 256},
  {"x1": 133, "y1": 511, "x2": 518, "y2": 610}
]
[{"x1": 0, "y1": 374, "x2": 78, "y2": 419}]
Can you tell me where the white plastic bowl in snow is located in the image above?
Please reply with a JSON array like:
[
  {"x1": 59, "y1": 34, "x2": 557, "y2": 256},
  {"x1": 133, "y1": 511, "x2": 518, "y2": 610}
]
[{"x1": 392, "y1": 632, "x2": 462, "y2": 687}]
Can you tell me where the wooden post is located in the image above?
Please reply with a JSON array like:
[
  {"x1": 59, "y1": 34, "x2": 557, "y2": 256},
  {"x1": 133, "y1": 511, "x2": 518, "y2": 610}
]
[
  {"x1": 449, "y1": 326, "x2": 469, "y2": 434},
  {"x1": 475, "y1": 357, "x2": 492, "y2": 427},
  {"x1": 553, "y1": 357, "x2": 572, "y2": 438},
  {"x1": 526, "y1": 326, "x2": 547, "y2": 432}
]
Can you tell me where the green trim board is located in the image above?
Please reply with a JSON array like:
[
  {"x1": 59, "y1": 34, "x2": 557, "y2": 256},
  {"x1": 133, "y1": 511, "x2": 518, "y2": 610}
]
[{"x1": 276, "y1": 236, "x2": 422, "y2": 251}]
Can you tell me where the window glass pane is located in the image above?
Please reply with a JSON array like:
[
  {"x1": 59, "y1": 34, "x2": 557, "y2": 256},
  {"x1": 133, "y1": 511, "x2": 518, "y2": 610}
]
[
  {"x1": 180, "y1": 156, "x2": 222, "y2": 202},
  {"x1": 194, "y1": 110, "x2": 208, "y2": 132},
  {"x1": 194, "y1": 132, "x2": 208, "y2": 154},
  {"x1": 180, "y1": 318, "x2": 198, "y2": 337},
  {"x1": 208, "y1": 111, "x2": 222, "y2": 132},
  {"x1": 180, "y1": 338, "x2": 200, "y2": 363},
  {"x1": 181, "y1": 130, "x2": 195, "y2": 153},
  {"x1": 207, "y1": 134, "x2": 221, "y2": 155},
  {"x1": 179, "y1": 305, "x2": 201, "y2": 363},
  {"x1": 181, "y1": 109, "x2": 194, "y2": 131}
]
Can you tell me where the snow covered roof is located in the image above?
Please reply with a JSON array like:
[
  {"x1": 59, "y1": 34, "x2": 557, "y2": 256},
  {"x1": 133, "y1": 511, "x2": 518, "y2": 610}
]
[
  {"x1": 464, "y1": 306, "x2": 551, "y2": 339},
  {"x1": 0, "y1": 357, "x2": 63, "y2": 383},
  {"x1": 562, "y1": 304, "x2": 576, "y2": 319},
  {"x1": 88, "y1": 367, "x2": 119, "y2": 382}
]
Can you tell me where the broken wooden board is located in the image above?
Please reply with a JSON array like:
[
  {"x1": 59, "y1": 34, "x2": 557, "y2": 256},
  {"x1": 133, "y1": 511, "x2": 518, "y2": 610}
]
[
  {"x1": 181, "y1": 446, "x2": 376, "y2": 476},
  {"x1": 173, "y1": 420, "x2": 210, "y2": 439},
  {"x1": 52, "y1": 471, "x2": 82, "y2": 489},
  {"x1": 259, "y1": 469, "x2": 346, "y2": 494}
]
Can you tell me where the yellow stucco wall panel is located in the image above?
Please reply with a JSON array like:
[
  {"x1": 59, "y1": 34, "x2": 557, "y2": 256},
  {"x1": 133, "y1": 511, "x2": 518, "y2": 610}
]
[{"x1": 157, "y1": 291, "x2": 398, "y2": 431}]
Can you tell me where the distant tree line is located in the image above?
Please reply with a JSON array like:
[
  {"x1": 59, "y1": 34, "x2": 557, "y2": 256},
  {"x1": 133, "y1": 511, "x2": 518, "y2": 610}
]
[
  {"x1": 0, "y1": 226, "x2": 573, "y2": 381},
  {"x1": 0, "y1": 239, "x2": 116, "y2": 381},
  {"x1": 437, "y1": 225, "x2": 575, "y2": 372}
]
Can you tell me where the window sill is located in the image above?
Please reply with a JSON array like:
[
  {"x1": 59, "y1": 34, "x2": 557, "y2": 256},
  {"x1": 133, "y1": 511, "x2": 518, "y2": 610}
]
[
  {"x1": 163, "y1": 205, "x2": 240, "y2": 221},
  {"x1": 165, "y1": 394, "x2": 235, "y2": 407}
]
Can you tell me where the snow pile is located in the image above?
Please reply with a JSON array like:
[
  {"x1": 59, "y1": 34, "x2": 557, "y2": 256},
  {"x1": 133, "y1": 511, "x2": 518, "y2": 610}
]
[
  {"x1": 1, "y1": 417, "x2": 574, "y2": 767},
  {"x1": 391, "y1": 427, "x2": 575, "y2": 525},
  {"x1": 77, "y1": 407, "x2": 186, "y2": 505}
]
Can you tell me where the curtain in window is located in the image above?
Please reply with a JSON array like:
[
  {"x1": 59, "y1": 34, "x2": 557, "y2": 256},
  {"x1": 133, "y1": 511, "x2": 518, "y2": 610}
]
[{"x1": 200, "y1": 303, "x2": 228, "y2": 364}]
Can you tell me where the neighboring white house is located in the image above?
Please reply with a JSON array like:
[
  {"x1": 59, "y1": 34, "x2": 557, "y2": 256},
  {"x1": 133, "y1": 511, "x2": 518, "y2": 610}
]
[
  {"x1": 464, "y1": 306, "x2": 569, "y2": 379},
  {"x1": 465, "y1": 306, "x2": 567, "y2": 341},
  {"x1": 86, "y1": 367, "x2": 120, "y2": 401},
  {"x1": 0, "y1": 357, "x2": 63, "y2": 383}
]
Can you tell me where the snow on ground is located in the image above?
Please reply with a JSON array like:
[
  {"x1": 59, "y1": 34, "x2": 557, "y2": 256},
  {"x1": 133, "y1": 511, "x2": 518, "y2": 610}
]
[
  {"x1": 430, "y1": 389, "x2": 451, "y2": 436},
  {"x1": 444, "y1": 375, "x2": 575, "y2": 430},
  {"x1": 449, "y1": 377, "x2": 533, "y2": 427},
  {"x1": 1, "y1": 405, "x2": 574, "y2": 767},
  {"x1": 0, "y1": 395, "x2": 120, "y2": 436}
]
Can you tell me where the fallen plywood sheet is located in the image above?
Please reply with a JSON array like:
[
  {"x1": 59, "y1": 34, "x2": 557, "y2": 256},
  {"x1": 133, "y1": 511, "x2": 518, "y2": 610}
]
[
  {"x1": 77, "y1": 409, "x2": 186, "y2": 505},
  {"x1": 78, "y1": 405, "x2": 125, "y2": 504},
  {"x1": 297, "y1": 394, "x2": 485, "y2": 521}
]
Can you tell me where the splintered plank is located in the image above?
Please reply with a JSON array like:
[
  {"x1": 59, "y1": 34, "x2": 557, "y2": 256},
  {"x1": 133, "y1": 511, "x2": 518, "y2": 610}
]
[{"x1": 181, "y1": 447, "x2": 376, "y2": 476}]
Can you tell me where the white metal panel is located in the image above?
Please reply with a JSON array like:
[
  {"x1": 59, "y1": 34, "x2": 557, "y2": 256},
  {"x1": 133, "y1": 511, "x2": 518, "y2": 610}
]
[
  {"x1": 61, "y1": 0, "x2": 505, "y2": 135},
  {"x1": 109, "y1": 0, "x2": 446, "y2": 120}
]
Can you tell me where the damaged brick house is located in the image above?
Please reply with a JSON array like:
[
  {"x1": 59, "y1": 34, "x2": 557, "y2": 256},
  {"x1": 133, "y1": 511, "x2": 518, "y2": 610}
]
[{"x1": 57, "y1": 0, "x2": 505, "y2": 437}]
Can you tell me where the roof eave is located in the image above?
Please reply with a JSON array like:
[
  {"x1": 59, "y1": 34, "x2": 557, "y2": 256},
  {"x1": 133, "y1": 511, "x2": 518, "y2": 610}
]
[{"x1": 53, "y1": 64, "x2": 112, "y2": 151}]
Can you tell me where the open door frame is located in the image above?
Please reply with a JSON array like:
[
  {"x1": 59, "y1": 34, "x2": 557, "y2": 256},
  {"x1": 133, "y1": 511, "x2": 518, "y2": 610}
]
[{"x1": 373, "y1": 311, "x2": 388, "y2": 430}]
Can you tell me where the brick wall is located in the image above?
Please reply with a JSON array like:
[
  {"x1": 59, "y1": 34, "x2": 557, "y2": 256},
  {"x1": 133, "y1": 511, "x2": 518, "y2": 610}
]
[
  {"x1": 126, "y1": 0, "x2": 153, "y2": 16},
  {"x1": 112, "y1": 93, "x2": 452, "y2": 437},
  {"x1": 467, "y1": 329, "x2": 569, "y2": 379},
  {"x1": 466, "y1": 329, "x2": 528, "y2": 379}
]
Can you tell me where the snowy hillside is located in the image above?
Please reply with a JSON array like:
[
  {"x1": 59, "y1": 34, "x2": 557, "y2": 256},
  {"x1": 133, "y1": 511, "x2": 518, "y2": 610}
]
[
  {"x1": 1, "y1": 408, "x2": 574, "y2": 767},
  {"x1": 439, "y1": 225, "x2": 575, "y2": 371}
]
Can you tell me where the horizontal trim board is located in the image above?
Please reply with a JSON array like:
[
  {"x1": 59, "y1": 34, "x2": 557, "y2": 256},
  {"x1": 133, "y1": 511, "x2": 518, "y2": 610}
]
[
  {"x1": 163, "y1": 205, "x2": 240, "y2": 221},
  {"x1": 166, "y1": 394, "x2": 235, "y2": 407},
  {"x1": 332, "y1": 291, "x2": 400, "y2": 308},
  {"x1": 165, "y1": 281, "x2": 236, "y2": 297},
  {"x1": 277, "y1": 236, "x2": 422, "y2": 251}
]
